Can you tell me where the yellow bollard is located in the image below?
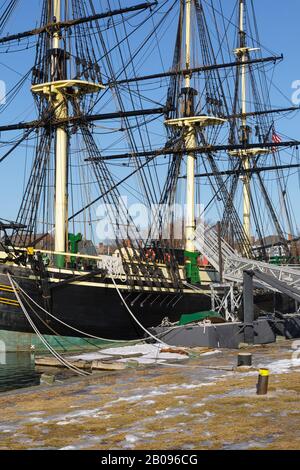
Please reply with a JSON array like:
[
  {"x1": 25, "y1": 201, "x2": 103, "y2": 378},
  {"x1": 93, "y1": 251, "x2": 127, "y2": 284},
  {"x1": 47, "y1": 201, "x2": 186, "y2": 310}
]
[{"x1": 256, "y1": 368, "x2": 269, "y2": 395}]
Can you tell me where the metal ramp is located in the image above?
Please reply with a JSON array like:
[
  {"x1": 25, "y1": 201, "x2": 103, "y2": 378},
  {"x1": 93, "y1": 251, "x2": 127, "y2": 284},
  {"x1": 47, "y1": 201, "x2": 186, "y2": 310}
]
[
  {"x1": 253, "y1": 271, "x2": 300, "y2": 303},
  {"x1": 193, "y1": 224, "x2": 300, "y2": 293}
]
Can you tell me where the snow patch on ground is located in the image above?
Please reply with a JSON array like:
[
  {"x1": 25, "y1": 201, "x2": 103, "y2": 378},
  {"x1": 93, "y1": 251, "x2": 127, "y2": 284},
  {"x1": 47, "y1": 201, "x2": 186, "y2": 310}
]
[
  {"x1": 49, "y1": 407, "x2": 112, "y2": 426},
  {"x1": 69, "y1": 343, "x2": 188, "y2": 365},
  {"x1": 28, "y1": 417, "x2": 44, "y2": 423},
  {"x1": 106, "y1": 381, "x2": 217, "y2": 406},
  {"x1": 170, "y1": 382, "x2": 217, "y2": 390},
  {"x1": 56, "y1": 418, "x2": 81, "y2": 426},
  {"x1": 200, "y1": 350, "x2": 221, "y2": 356},
  {"x1": 125, "y1": 434, "x2": 139, "y2": 443},
  {"x1": 141, "y1": 400, "x2": 156, "y2": 406},
  {"x1": 192, "y1": 402, "x2": 205, "y2": 408},
  {"x1": 260, "y1": 358, "x2": 300, "y2": 375}
]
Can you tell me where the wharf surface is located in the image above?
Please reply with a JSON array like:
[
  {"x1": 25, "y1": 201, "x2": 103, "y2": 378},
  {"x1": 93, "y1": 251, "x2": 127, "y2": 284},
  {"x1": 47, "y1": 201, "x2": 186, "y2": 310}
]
[{"x1": 0, "y1": 339, "x2": 300, "y2": 450}]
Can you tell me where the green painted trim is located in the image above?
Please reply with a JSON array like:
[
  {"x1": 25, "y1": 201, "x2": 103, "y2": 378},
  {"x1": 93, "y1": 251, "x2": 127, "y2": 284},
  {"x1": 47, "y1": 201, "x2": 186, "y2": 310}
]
[
  {"x1": 184, "y1": 250, "x2": 201, "y2": 284},
  {"x1": 68, "y1": 233, "x2": 82, "y2": 267},
  {"x1": 0, "y1": 329, "x2": 114, "y2": 353},
  {"x1": 55, "y1": 254, "x2": 65, "y2": 269}
]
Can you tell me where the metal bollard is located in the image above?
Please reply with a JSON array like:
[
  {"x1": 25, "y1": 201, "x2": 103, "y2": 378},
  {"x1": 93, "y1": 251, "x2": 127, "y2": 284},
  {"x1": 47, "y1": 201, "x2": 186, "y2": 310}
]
[
  {"x1": 243, "y1": 271, "x2": 254, "y2": 344},
  {"x1": 237, "y1": 352, "x2": 252, "y2": 367},
  {"x1": 256, "y1": 368, "x2": 269, "y2": 395}
]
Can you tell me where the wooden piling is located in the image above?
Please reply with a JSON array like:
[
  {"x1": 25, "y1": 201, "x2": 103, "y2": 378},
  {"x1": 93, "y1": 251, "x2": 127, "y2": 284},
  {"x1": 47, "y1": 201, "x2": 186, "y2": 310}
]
[{"x1": 237, "y1": 352, "x2": 252, "y2": 367}]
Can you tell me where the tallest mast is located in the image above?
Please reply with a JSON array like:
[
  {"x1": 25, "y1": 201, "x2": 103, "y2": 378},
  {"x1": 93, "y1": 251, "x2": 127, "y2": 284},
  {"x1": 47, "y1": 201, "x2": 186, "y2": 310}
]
[
  {"x1": 239, "y1": 0, "x2": 251, "y2": 245},
  {"x1": 183, "y1": 0, "x2": 196, "y2": 253},
  {"x1": 166, "y1": 0, "x2": 198, "y2": 255},
  {"x1": 52, "y1": 0, "x2": 69, "y2": 267},
  {"x1": 230, "y1": 0, "x2": 270, "y2": 256},
  {"x1": 165, "y1": 0, "x2": 226, "y2": 281}
]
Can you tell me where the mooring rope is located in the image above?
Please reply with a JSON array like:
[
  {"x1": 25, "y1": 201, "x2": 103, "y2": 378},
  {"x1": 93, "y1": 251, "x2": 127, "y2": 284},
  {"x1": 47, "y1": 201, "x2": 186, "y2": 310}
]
[
  {"x1": 12, "y1": 277, "x2": 149, "y2": 344},
  {"x1": 9, "y1": 274, "x2": 172, "y2": 351},
  {"x1": 7, "y1": 273, "x2": 91, "y2": 376},
  {"x1": 111, "y1": 277, "x2": 167, "y2": 345}
]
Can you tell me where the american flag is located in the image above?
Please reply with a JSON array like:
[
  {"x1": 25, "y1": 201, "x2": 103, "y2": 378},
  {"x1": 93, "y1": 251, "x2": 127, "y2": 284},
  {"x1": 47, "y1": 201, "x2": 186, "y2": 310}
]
[
  {"x1": 272, "y1": 129, "x2": 282, "y2": 144},
  {"x1": 271, "y1": 128, "x2": 281, "y2": 152}
]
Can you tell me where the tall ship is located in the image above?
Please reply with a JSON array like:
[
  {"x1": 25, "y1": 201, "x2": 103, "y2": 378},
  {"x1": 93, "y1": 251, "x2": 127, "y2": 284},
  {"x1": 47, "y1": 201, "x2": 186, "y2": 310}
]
[{"x1": 0, "y1": 0, "x2": 299, "y2": 344}]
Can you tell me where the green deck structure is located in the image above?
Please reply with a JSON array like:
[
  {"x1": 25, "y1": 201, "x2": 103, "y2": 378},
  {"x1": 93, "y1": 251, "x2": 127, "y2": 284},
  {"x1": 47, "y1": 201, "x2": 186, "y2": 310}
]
[
  {"x1": 184, "y1": 250, "x2": 201, "y2": 284},
  {"x1": 179, "y1": 311, "x2": 222, "y2": 326}
]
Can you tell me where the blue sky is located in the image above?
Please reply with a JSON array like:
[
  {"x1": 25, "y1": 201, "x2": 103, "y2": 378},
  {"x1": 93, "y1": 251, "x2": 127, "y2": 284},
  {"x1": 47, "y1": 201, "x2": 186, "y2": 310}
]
[{"x1": 0, "y1": 0, "x2": 299, "y2": 238}]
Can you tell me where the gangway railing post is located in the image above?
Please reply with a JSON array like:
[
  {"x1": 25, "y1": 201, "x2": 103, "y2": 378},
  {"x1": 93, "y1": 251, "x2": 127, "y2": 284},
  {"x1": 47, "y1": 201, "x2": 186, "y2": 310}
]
[
  {"x1": 217, "y1": 221, "x2": 223, "y2": 282},
  {"x1": 243, "y1": 270, "x2": 254, "y2": 344}
]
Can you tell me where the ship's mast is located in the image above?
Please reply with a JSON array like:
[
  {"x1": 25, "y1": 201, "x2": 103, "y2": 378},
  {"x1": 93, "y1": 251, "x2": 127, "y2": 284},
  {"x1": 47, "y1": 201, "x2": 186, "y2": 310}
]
[
  {"x1": 184, "y1": 0, "x2": 196, "y2": 253},
  {"x1": 32, "y1": 0, "x2": 103, "y2": 267},
  {"x1": 165, "y1": 0, "x2": 226, "y2": 281},
  {"x1": 239, "y1": 0, "x2": 251, "y2": 245},
  {"x1": 52, "y1": 0, "x2": 68, "y2": 268},
  {"x1": 230, "y1": 0, "x2": 267, "y2": 255}
]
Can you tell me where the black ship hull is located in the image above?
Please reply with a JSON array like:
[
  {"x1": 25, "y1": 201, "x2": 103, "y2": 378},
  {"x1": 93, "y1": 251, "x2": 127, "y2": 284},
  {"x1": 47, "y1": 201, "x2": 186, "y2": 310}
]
[
  {"x1": 0, "y1": 263, "x2": 294, "y2": 341},
  {"x1": 0, "y1": 264, "x2": 212, "y2": 340}
]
